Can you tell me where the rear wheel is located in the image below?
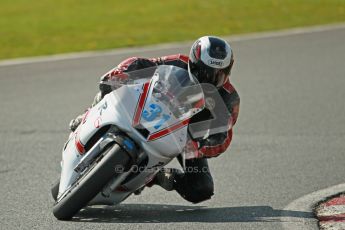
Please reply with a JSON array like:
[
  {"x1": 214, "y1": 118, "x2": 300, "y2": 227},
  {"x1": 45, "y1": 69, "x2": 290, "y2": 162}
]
[{"x1": 53, "y1": 143, "x2": 131, "y2": 220}]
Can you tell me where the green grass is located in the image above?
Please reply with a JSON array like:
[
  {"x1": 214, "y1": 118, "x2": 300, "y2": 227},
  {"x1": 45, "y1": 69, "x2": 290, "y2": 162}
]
[{"x1": 1, "y1": 0, "x2": 345, "y2": 59}]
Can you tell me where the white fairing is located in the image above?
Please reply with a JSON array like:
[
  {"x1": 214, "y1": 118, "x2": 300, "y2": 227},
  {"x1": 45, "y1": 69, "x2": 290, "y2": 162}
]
[{"x1": 58, "y1": 65, "x2": 204, "y2": 204}]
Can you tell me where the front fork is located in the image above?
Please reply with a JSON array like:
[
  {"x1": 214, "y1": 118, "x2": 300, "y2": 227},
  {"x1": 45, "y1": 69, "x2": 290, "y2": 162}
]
[{"x1": 58, "y1": 126, "x2": 139, "y2": 199}]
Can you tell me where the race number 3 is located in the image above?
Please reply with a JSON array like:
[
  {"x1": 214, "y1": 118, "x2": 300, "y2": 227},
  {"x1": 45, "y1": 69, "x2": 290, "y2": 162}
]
[{"x1": 142, "y1": 103, "x2": 171, "y2": 129}]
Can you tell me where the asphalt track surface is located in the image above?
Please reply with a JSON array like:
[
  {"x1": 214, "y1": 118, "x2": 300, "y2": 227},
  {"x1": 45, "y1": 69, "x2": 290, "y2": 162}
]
[{"x1": 1, "y1": 26, "x2": 345, "y2": 230}]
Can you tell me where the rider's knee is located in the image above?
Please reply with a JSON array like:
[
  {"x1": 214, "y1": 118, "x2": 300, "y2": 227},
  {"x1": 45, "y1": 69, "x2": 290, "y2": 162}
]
[{"x1": 182, "y1": 181, "x2": 214, "y2": 204}]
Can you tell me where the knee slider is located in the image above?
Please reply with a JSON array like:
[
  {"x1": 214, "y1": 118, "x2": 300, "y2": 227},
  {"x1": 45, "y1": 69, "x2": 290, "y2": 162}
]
[{"x1": 184, "y1": 183, "x2": 214, "y2": 204}]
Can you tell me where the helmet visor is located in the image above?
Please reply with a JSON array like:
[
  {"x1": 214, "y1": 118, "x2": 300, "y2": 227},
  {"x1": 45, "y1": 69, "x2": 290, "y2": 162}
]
[{"x1": 192, "y1": 61, "x2": 230, "y2": 88}]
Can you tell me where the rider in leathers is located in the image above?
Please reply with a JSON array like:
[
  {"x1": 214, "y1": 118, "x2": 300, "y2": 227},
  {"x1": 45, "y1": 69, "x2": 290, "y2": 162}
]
[{"x1": 70, "y1": 36, "x2": 240, "y2": 203}]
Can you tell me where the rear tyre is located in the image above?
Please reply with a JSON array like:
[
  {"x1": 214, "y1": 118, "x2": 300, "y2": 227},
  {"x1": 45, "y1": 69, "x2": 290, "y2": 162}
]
[{"x1": 53, "y1": 143, "x2": 130, "y2": 220}]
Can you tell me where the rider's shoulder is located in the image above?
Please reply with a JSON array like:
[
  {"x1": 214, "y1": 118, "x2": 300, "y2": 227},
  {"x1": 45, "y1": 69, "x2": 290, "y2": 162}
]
[
  {"x1": 161, "y1": 54, "x2": 189, "y2": 64},
  {"x1": 222, "y1": 78, "x2": 238, "y2": 95}
]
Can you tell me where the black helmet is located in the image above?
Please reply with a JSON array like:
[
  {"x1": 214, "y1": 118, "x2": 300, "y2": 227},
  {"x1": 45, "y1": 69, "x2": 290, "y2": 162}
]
[{"x1": 188, "y1": 36, "x2": 234, "y2": 88}]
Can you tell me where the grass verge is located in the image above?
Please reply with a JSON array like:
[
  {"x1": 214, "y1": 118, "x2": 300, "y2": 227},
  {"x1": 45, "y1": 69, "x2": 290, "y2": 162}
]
[{"x1": 1, "y1": 0, "x2": 345, "y2": 59}]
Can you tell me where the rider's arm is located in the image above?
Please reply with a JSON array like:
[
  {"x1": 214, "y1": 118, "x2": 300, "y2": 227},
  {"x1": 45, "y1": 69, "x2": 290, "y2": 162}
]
[
  {"x1": 198, "y1": 80, "x2": 240, "y2": 158},
  {"x1": 99, "y1": 54, "x2": 189, "y2": 97},
  {"x1": 99, "y1": 57, "x2": 157, "y2": 96}
]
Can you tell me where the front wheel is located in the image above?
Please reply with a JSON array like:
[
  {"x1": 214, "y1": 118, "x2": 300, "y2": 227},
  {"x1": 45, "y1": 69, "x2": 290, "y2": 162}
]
[
  {"x1": 51, "y1": 179, "x2": 59, "y2": 201},
  {"x1": 53, "y1": 143, "x2": 131, "y2": 220}
]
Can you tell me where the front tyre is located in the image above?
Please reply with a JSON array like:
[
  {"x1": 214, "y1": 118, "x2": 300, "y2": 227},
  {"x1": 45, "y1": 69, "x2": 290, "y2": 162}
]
[
  {"x1": 51, "y1": 179, "x2": 59, "y2": 201},
  {"x1": 53, "y1": 143, "x2": 130, "y2": 220}
]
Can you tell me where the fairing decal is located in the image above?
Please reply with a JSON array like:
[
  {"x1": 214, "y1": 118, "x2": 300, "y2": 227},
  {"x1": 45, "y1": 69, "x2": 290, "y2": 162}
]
[
  {"x1": 132, "y1": 81, "x2": 151, "y2": 127},
  {"x1": 147, "y1": 118, "x2": 190, "y2": 141}
]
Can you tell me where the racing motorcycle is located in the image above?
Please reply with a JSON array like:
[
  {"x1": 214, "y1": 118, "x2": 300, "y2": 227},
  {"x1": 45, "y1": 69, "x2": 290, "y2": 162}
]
[{"x1": 52, "y1": 65, "x2": 230, "y2": 220}]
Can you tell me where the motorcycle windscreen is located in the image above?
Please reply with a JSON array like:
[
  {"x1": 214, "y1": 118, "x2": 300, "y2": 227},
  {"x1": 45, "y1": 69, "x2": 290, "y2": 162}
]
[{"x1": 133, "y1": 65, "x2": 205, "y2": 141}]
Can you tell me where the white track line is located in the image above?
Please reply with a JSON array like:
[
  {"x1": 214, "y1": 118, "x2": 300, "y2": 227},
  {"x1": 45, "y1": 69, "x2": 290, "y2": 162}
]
[
  {"x1": 319, "y1": 222, "x2": 345, "y2": 230},
  {"x1": 1, "y1": 23, "x2": 345, "y2": 67},
  {"x1": 317, "y1": 205, "x2": 345, "y2": 217},
  {"x1": 281, "y1": 183, "x2": 345, "y2": 230}
]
